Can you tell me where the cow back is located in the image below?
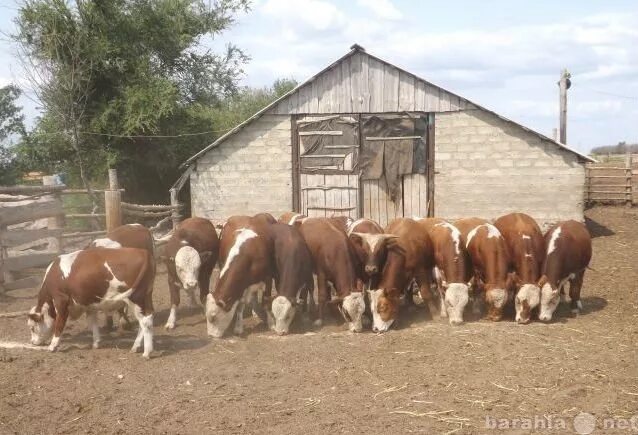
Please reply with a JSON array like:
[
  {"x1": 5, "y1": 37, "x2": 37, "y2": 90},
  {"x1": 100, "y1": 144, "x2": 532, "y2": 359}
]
[
  {"x1": 494, "y1": 213, "x2": 544, "y2": 283},
  {"x1": 542, "y1": 220, "x2": 592, "y2": 284}
]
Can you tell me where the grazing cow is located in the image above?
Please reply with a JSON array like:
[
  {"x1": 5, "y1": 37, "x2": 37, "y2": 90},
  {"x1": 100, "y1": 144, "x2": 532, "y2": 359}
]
[
  {"x1": 161, "y1": 217, "x2": 219, "y2": 330},
  {"x1": 206, "y1": 216, "x2": 274, "y2": 338},
  {"x1": 88, "y1": 223, "x2": 155, "y2": 330},
  {"x1": 538, "y1": 220, "x2": 592, "y2": 322},
  {"x1": 368, "y1": 218, "x2": 435, "y2": 333},
  {"x1": 494, "y1": 213, "x2": 545, "y2": 324},
  {"x1": 455, "y1": 218, "x2": 512, "y2": 321},
  {"x1": 298, "y1": 218, "x2": 365, "y2": 332},
  {"x1": 27, "y1": 248, "x2": 155, "y2": 358},
  {"x1": 347, "y1": 218, "x2": 393, "y2": 289},
  {"x1": 420, "y1": 219, "x2": 470, "y2": 325},
  {"x1": 267, "y1": 223, "x2": 315, "y2": 335},
  {"x1": 279, "y1": 212, "x2": 306, "y2": 226}
]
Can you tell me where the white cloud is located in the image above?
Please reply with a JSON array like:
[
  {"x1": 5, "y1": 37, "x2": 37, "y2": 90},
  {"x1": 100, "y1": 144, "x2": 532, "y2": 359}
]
[
  {"x1": 356, "y1": 0, "x2": 402, "y2": 20},
  {"x1": 261, "y1": 0, "x2": 346, "y2": 33}
]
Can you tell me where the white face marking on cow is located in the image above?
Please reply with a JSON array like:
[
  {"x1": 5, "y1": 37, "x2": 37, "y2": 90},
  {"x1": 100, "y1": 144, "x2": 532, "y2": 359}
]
[
  {"x1": 515, "y1": 283, "x2": 541, "y2": 323},
  {"x1": 444, "y1": 283, "x2": 469, "y2": 325},
  {"x1": 521, "y1": 234, "x2": 531, "y2": 240},
  {"x1": 539, "y1": 283, "x2": 560, "y2": 321},
  {"x1": 206, "y1": 294, "x2": 239, "y2": 338},
  {"x1": 487, "y1": 288, "x2": 507, "y2": 309},
  {"x1": 92, "y1": 238, "x2": 122, "y2": 249},
  {"x1": 219, "y1": 229, "x2": 258, "y2": 278},
  {"x1": 270, "y1": 296, "x2": 296, "y2": 335},
  {"x1": 175, "y1": 245, "x2": 201, "y2": 289},
  {"x1": 59, "y1": 251, "x2": 81, "y2": 279},
  {"x1": 367, "y1": 289, "x2": 394, "y2": 333},
  {"x1": 287, "y1": 214, "x2": 302, "y2": 225},
  {"x1": 341, "y1": 293, "x2": 365, "y2": 332},
  {"x1": 547, "y1": 227, "x2": 562, "y2": 256},
  {"x1": 485, "y1": 224, "x2": 502, "y2": 239},
  {"x1": 28, "y1": 303, "x2": 54, "y2": 345},
  {"x1": 435, "y1": 222, "x2": 462, "y2": 255}
]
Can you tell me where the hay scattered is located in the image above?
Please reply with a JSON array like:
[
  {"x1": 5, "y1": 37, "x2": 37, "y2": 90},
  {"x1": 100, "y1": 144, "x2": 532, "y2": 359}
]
[{"x1": 373, "y1": 383, "x2": 408, "y2": 399}]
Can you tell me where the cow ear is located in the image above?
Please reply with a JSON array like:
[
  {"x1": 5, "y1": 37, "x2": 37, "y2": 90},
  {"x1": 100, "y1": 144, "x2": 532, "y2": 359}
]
[
  {"x1": 28, "y1": 312, "x2": 42, "y2": 322},
  {"x1": 537, "y1": 275, "x2": 547, "y2": 288},
  {"x1": 199, "y1": 251, "x2": 213, "y2": 263},
  {"x1": 348, "y1": 232, "x2": 364, "y2": 246}
]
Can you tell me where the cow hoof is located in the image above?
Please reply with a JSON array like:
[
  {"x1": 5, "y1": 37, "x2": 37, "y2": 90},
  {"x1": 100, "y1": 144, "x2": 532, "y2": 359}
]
[
  {"x1": 142, "y1": 353, "x2": 151, "y2": 360},
  {"x1": 313, "y1": 319, "x2": 323, "y2": 328},
  {"x1": 92, "y1": 342, "x2": 100, "y2": 350},
  {"x1": 130, "y1": 346, "x2": 140, "y2": 354},
  {"x1": 48, "y1": 345, "x2": 58, "y2": 352},
  {"x1": 165, "y1": 322, "x2": 176, "y2": 331},
  {"x1": 571, "y1": 308, "x2": 580, "y2": 315}
]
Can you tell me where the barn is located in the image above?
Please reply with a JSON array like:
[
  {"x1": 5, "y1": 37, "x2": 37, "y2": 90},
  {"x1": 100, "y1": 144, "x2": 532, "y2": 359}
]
[{"x1": 180, "y1": 44, "x2": 594, "y2": 228}]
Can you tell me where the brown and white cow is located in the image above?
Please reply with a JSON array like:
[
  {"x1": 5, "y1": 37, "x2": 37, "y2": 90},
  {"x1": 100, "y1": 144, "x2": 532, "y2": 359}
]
[
  {"x1": 266, "y1": 223, "x2": 315, "y2": 335},
  {"x1": 455, "y1": 218, "x2": 512, "y2": 321},
  {"x1": 420, "y1": 219, "x2": 471, "y2": 325},
  {"x1": 368, "y1": 218, "x2": 435, "y2": 333},
  {"x1": 538, "y1": 220, "x2": 592, "y2": 322},
  {"x1": 298, "y1": 218, "x2": 365, "y2": 332},
  {"x1": 206, "y1": 215, "x2": 274, "y2": 338},
  {"x1": 27, "y1": 248, "x2": 155, "y2": 358},
  {"x1": 494, "y1": 213, "x2": 545, "y2": 324},
  {"x1": 161, "y1": 217, "x2": 219, "y2": 330},
  {"x1": 347, "y1": 218, "x2": 394, "y2": 289},
  {"x1": 88, "y1": 223, "x2": 155, "y2": 330}
]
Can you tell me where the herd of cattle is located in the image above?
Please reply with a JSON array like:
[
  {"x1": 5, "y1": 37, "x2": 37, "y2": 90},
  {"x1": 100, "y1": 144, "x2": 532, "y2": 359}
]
[{"x1": 26, "y1": 211, "x2": 592, "y2": 359}]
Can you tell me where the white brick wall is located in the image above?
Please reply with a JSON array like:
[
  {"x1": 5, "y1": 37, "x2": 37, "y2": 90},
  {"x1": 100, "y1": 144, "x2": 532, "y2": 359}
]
[
  {"x1": 190, "y1": 115, "x2": 292, "y2": 221},
  {"x1": 434, "y1": 109, "x2": 585, "y2": 227}
]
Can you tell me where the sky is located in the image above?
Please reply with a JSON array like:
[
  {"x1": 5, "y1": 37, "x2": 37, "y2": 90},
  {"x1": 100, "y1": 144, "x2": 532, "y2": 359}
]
[{"x1": 1, "y1": 0, "x2": 637, "y2": 154}]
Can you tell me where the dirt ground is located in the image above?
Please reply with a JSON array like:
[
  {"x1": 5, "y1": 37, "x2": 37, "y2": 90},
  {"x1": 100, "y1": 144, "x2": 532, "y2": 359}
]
[{"x1": 1, "y1": 206, "x2": 637, "y2": 434}]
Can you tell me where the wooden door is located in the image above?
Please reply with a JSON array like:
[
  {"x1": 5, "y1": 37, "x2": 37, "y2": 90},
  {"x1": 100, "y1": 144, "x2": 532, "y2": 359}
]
[{"x1": 295, "y1": 115, "x2": 360, "y2": 218}]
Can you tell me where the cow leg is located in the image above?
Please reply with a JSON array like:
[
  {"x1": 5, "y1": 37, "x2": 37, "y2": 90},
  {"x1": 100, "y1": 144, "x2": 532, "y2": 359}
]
[
  {"x1": 233, "y1": 301, "x2": 245, "y2": 335},
  {"x1": 105, "y1": 314, "x2": 115, "y2": 331},
  {"x1": 49, "y1": 298, "x2": 69, "y2": 352},
  {"x1": 165, "y1": 281, "x2": 180, "y2": 330},
  {"x1": 416, "y1": 270, "x2": 438, "y2": 319},
  {"x1": 314, "y1": 271, "x2": 328, "y2": 327},
  {"x1": 569, "y1": 271, "x2": 585, "y2": 314},
  {"x1": 251, "y1": 279, "x2": 270, "y2": 324},
  {"x1": 131, "y1": 304, "x2": 154, "y2": 359},
  {"x1": 198, "y1": 262, "x2": 214, "y2": 306},
  {"x1": 87, "y1": 312, "x2": 101, "y2": 349}
]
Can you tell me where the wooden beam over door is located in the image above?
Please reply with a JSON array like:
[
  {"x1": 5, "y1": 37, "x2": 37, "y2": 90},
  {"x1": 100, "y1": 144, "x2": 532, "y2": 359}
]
[{"x1": 427, "y1": 113, "x2": 436, "y2": 217}]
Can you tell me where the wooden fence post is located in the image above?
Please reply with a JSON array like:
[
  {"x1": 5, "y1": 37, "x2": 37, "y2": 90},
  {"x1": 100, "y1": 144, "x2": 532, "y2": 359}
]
[
  {"x1": 105, "y1": 169, "x2": 122, "y2": 231},
  {"x1": 169, "y1": 188, "x2": 181, "y2": 229},
  {"x1": 625, "y1": 150, "x2": 634, "y2": 207},
  {"x1": 42, "y1": 175, "x2": 64, "y2": 253}
]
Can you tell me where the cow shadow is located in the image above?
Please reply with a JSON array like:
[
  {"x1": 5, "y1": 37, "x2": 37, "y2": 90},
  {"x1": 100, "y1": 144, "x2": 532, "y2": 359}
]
[
  {"x1": 585, "y1": 217, "x2": 614, "y2": 238},
  {"x1": 551, "y1": 296, "x2": 608, "y2": 322}
]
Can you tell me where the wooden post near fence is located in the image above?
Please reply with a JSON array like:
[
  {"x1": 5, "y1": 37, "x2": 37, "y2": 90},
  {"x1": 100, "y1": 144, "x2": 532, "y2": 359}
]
[
  {"x1": 625, "y1": 152, "x2": 633, "y2": 207},
  {"x1": 42, "y1": 175, "x2": 64, "y2": 253},
  {"x1": 104, "y1": 169, "x2": 122, "y2": 232},
  {"x1": 169, "y1": 188, "x2": 181, "y2": 229}
]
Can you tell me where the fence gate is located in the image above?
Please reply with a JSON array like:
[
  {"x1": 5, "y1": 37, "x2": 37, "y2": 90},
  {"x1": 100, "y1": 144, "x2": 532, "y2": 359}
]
[{"x1": 295, "y1": 115, "x2": 360, "y2": 218}]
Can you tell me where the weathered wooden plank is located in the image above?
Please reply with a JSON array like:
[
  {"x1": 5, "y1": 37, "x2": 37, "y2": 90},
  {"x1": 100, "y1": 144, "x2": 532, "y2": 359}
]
[
  {"x1": 360, "y1": 53, "x2": 370, "y2": 112},
  {"x1": 0, "y1": 200, "x2": 63, "y2": 226},
  {"x1": 327, "y1": 65, "x2": 341, "y2": 113},
  {"x1": 425, "y1": 85, "x2": 440, "y2": 112},
  {"x1": 368, "y1": 58, "x2": 384, "y2": 112},
  {"x1": 298, "y1": 131, "x2": 343, "y2": 136},
  {"x1": 366, "y1": 136, "x2": 422, "y2": 141},
  {"x1": 0, "y1": 228, "x2": 64, "y2": 248},
  {"x1": 403, "y1": 176, "x2": 412, "y2": 217},
  {"x1": 341, "y1": 57, "x2": 352, "y2": 113},
  {"x1": 325, "y1": 175, "x2": 334, "y2": 218},
  {"x1": 449, "y1": 94, "x2": 460, "y2": 111},
  {"x1": 415, "y1": 80, "x2": 427, "y2": 111},
  {"x1": 439, "y1": 90, "x2": 452, "y2": 111},
  {"x1": 350, "y1": 53, "x2": 362, "y2": 112},
  {"x1": 4, "y1": 253, "x2": 57, "y2": 271},
  {"x1": 297, "y1": 85, "x2": 311, "y2": 113},
  {"x1": 459, "y1": 98, "x2": 467, "y2": 110},
  {"x1": 317, "y1": 72, "x2": 330, "y2": 113},
  {"x1": 309, "y1": 79, "x2": 320, "y2": 113},
  {"x1": 383, "y1": 64, "x2": 399, "y2": 112},
  {"x1": 288, "y1": 88, "x2": 299, "y2": 114},
  {"x1": 398, "y1": 72, "x2": 415, "y2": 111},
  {"x1": 1, "y1": 275, "x2": 41, "y2": 291}
]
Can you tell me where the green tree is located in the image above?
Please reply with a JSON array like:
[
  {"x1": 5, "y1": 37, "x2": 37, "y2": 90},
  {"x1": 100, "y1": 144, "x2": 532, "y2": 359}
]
[
  {"x1": 14, "y1": 0, "x2": 250, "y2": 202},
  {"x1": 0, "y1": 85, "x2": 26, "y2": 185}
]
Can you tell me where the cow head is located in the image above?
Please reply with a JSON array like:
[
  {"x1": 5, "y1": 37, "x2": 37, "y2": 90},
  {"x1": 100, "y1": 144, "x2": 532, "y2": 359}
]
[
  {"x1": 27, "y1": 303, "x2": 54, "y2": 345},
  {"x1": 171, "y1": 243, "x2": 212, "y2": 290},
  {"x1": 538, "y1": 276, "x2": 559, "y2": 322},
  {"x1": 348, "y1": 233, "x2": 397, "y2": 277},
  {"x1": 268, "y1": 296, "x2": 296, "y2": 335},
  {"x1": 339, "y1": 292, "x2": 365, "y2": 332},
  {"x1": 515, "y1": 280, "x2": 541, "y2": 324},
  {"x1": 367, "y1": 288, "x2": 400, "y2": 333},
  {"x1": 484, "y1": 284, "x2": 507, "y2": 321},
  {"x1": 205, "y1": 293, "x2": 239, "y2": 338},
  {"x1": 443, "y1": 283, "x2": 470, "y2": 325}
]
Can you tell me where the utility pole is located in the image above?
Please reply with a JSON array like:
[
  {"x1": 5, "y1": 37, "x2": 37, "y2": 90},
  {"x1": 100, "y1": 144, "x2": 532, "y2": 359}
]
[{"x1": 558, "y1": 69, "x2": 571, "y2": 144}]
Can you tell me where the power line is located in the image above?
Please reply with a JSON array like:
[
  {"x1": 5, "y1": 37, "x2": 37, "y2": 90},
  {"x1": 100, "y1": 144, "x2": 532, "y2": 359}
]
[{"x1": 575, "y1": 86, "x2": 638, "y2": 101}]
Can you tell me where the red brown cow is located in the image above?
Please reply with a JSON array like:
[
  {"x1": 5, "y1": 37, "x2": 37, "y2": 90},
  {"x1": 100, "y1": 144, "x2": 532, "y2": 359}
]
[
  {"x1": 368, "y1": 218, "x2": 435, "y2": 333},
  {"x1": 206, "y1": 215, "x2": 274, "y2": 338},
  {"x1": 420, "y1": 219, "x2": 470, "y2": 325},
  {"x1": 538, "y1": 220, "x2": 592, "y2": 322},
  {"x1": 298, "y1": 218, "x2": 365, "y2": 332},
  {"x1": 88, "y1": 223, "x2": 155, "y2": 330},
  {"x1": 346, "y1": 218, "x2": 394, "y2": 289},
  {"x1": 266, "y1": 223, "x2": 315, "y2": 335},
  {"x1": 456, "y1": 218, "x2": 512, "y2": 321},
  {"x1": 161, "y1": 217, "x2": 219, "y2": 330},
  {"x1": 27, "y1": 248, "x2": 155, "y2": 358},
  {"x1": 494, "y1": 213, "x2": 545, "y2": 324}
]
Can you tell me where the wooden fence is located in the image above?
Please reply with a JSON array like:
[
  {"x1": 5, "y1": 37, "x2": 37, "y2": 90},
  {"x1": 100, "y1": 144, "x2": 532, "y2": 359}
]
[
  {"x1": 586, "y1": 153, "x2": 637, "y2": 206},
  {"x1": 0, "y1": 169, "x2": 183, "y2": 292}
]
